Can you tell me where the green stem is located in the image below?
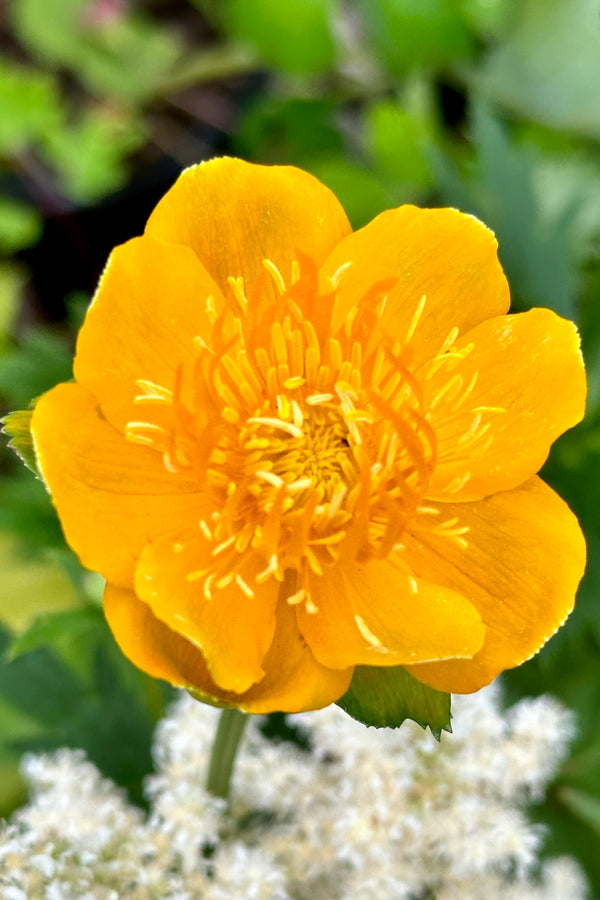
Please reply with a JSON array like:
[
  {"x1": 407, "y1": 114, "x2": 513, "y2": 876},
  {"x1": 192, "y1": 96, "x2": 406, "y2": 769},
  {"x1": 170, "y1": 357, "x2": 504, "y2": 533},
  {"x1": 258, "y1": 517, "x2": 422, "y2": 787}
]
[{"x1": 206, "y1": 707, "x2": 248, "y2": 800}]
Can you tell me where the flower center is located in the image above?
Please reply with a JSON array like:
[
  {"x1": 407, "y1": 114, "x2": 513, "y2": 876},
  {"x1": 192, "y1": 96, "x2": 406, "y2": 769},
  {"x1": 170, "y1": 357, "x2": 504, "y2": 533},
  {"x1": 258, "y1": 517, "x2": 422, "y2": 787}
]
[{"x1": 125, "y1": 256, "x2": 457, "y2": 609}]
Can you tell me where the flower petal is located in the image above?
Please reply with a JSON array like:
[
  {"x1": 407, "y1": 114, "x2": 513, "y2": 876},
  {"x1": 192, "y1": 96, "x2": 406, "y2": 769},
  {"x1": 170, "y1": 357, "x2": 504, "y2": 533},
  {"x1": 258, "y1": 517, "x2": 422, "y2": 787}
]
[
  {"x1": 104, "y1": 583, "x2": 352, "y2": 713},
  {"x1": 321, "y1": 206, "x2": 510, "y2": 366},
  {"x1": 296, "y1": 558, "x2": 484, "y2": 669},
  {"x1": 31, "y1": 383, "x2": 204, "y2": 587},
  {"x1": 74, "y1": 235, "x2": 225, "y2": 432},
  {"x1": 239, "y1": 596, "x2": 354, "y2": 713},
  {"x1": 425, "y1": 309, "x2": 586, "y2": 501},
  {"x1": 145, "y1": 157, "x2": 352, "y2": 303},
  {"x1": 135, "y1": 533, "x2": 279, "y2": 694},
  {"x1": 104, "y1": 583, "x2": 228, "y2": 701},
  {"x1": 404, "y1": 477, "x2": 586, "y2": 693}
]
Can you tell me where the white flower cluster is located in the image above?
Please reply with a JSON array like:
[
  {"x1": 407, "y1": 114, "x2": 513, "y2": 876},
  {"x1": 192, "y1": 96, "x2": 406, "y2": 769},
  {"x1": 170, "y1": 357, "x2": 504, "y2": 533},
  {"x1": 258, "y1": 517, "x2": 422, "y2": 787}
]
[{"x1": 0, "y1": 683, "x2": 588, "y2": 900}]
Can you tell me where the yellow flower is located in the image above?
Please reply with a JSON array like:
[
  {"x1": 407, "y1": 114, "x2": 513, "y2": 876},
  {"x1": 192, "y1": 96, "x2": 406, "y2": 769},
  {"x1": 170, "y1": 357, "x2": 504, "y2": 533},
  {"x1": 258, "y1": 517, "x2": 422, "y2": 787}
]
[{"x1": 30, "y1": 158, "x2": 586, "y2": 714}]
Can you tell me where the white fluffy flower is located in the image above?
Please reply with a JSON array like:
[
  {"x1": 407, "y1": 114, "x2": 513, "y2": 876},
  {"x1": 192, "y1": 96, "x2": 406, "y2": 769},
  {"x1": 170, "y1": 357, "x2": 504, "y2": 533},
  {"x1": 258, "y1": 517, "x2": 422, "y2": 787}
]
[{"x1": 0, "y1": 684, "x2": 588, "y2": 899}]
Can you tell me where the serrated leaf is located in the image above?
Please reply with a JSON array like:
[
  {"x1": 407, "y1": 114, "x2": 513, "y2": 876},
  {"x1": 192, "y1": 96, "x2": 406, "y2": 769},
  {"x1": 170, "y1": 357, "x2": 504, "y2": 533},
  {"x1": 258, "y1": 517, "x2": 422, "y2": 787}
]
[
  {"x1": 2, "y1": 409, "x2": 37, "y2": 475},
  {"x1": 336, "y1": 664, "x2": 451, "y2": 737}
]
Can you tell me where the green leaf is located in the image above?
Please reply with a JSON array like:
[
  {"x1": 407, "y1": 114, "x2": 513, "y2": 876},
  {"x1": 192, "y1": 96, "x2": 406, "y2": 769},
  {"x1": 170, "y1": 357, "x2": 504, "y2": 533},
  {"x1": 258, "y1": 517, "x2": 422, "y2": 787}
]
[
  {"x1": 478, "y1": 0, "x2": 600, "y2": 138},
  {"x1": 11, "y1": 0, "x2": 182, "y2": 102},
  {"x1": 0, "y1": 265, "x2": 24, "y2": 349},
  {"x1": 2, "y1": 409, "x2": 37, "y2": 475},
  {"x1": 0, "y1": 329, "x2": 72, "y2": 409},
  {"x1": 0, "y1": 198, "x2": 43, "y2": 254},
  {"x1": 435, "y1": 101, "x2": 578, "y2": 318},
  {"x1": 559, "y1": 786, "x2": 600, "y2": 837},
  {"x1": 336, "y1": 664, "x2": 451, "y2": 737},
  {"x1": 235, "y1": 97, "x2": 345, "y2": 164},
  {"x1": 0, "y1": 61, "x2": 62, "y2": 154},
  {"x1": 7, "y1": 607, "x2": 98, "y2": 661},
  {"x1": 357, "y1": 0, "x2": 473, "y2": 76},
  {"x1": 471, "y1": 102, "x2": 577, "y2": 317},
  {"x1": 42, "y1": 109, "x2": 145, "y2": 203},
  {"x1": 0, "y1": 530, "x2": 81, "y2": 634},
  {"x1": 308, "y1": 156, "x2": 393, "y2": 228},
  {"x1": 226, "y1": 0, "x2": 336, "y2": 74},
  {"x1": 365, "y1": 98, "x2": 433, "y2": 188},
  {"x1": 0, "y1": 618, "x2": 171, "y2": 804}
]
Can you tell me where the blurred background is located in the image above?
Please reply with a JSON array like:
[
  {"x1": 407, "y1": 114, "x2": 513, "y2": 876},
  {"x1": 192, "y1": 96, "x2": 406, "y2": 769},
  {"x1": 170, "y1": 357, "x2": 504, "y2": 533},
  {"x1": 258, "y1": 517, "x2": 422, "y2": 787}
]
[{"x1": 0, "y1": 0, "x2": 599, "y2": 890}]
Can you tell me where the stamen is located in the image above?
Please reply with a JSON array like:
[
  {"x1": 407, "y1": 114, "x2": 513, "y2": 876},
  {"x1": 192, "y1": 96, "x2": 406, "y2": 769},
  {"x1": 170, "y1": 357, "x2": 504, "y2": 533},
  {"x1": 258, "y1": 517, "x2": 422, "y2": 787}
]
[
  {"x1": 406, "y1": 294, "x2": 427, "y2": 342},
  {"x1": 163, "y1": 452, "x2": 177, "y2": 473},
  {"x1": 283, "y1": 376, "x2": 306, "y2": 390},
  {"x1": 248, "y1": 417, "x2": 303, "y2": 439},
  {"x1": 306, "y1": 393, "x2": 334, "y2": 406},
  {"x1": 205, "y1": 295, "x2": 219, "y2": 322},
  {"x1": 329, "y1": 260, "x2": 352, "y2": 289},
  {"x1": 212, "y1": 535, "x2": 237, "y2": 556},
  {"x1": 216, "y1": 573, "x2": 234, "y2": 590},
  {"x1": 199, "y1": 520, "x2": 213, "y2": 540},
  {"x1": 458, "y1": 413, "x2": 482, "y2": 444},
  {"x1": 256, "y1": 470, "x2": 286, "y2": 489},
  {"x1": 186, "y1": 570, "x2": 204, "y2": 583},
  {"x1": 134, "y1": 379, "x2": 173, "y2": 404},
  {"x1": 305, "y1": 595, "x2": 319, "y2": 614},
  {"x1": 227, "y1": 276, "x2": 248, "y2": 315},
  {"x1": 354, "y1": 614, "x2": 384, "y2": 648},
  {"x1": 256, "y1": 554, "x2": 280, "y2": 583},
  {"x1": 235, "y1": 573, "x2": 255, "y2": 598},
  {"x1": 287, "y1": 477, "x2": 314, "y2": 492},
  {"x1": 291, "y1": 400, "x2": 304, "y2": 429},
  {"x1": 263, "y1": 258, "x2": 286, "y2": 294},
  {"x1": 439, "y1": 326, "x2": 460, "y2": 355},
  {"x1": 444, "y1": 472, "x2": 471, "y2": 493},
  {"x1": 287, "y1": 588, "x2": 306, "y2": 606}
]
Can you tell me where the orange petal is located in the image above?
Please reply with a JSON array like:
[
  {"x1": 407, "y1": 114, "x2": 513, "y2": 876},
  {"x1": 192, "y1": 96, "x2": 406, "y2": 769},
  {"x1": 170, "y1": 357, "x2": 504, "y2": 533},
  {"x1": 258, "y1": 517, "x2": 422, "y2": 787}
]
[
  {"x1": 104, "y1": 583, "x2": 229, "y2": 702},
  {"x1": 296, "y1": 558, "x2": 484, "y2": 669},
  {"x1": 104, "y1": 582, "x2": 351, "y2": 713},
  {"x1": 321, "y1": 206, "x2": 510, "y2": 367},
  {"x1": 145, "y1": 157, "x2": 352, "y2": 304},
  {"x1": 135, "y1": 533, "x2": 279, "y2": 694},
  {"x1": 239, "y1": 596, "x2": 353, "y2": 714},
  {"x1": 74, "y1": 235, "x2": 225, "y2": 432},
  {"x1": 424, "y1": 309, "x2": 586, "y2": 501},
  {"x1": 404, "y1": 476, "x2": 586, "y2": 693},
  {"x1": 31, "y1": 383, "x2": 205, "y2": 587}
]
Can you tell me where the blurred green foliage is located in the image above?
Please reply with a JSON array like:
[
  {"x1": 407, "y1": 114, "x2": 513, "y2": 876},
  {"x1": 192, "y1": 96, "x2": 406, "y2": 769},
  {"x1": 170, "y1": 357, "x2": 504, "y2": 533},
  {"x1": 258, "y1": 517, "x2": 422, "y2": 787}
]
[{"x1": 0, "y1": 0, "x2": 599, "y2": 891}]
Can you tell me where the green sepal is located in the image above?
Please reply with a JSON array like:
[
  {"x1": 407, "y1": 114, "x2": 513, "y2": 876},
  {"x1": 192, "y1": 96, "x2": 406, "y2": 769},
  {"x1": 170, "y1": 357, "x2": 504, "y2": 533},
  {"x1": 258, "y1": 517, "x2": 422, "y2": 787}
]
[
  {"x1": 336, "y1": 664, "x2": 451, "y2": 739},
  {"x1": 2, "y1": 409, "x2": 38, "y2": 476},
  {"x1": 187, "y1": 686, "x2": 238, "y2": 711}
]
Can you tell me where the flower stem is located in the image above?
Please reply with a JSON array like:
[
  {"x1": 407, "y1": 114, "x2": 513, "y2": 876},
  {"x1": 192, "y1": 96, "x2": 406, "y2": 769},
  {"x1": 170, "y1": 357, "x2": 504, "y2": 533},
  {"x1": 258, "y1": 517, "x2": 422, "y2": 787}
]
[{"x1": 206, "y1": 707, "x2": 248, "y2": 800}]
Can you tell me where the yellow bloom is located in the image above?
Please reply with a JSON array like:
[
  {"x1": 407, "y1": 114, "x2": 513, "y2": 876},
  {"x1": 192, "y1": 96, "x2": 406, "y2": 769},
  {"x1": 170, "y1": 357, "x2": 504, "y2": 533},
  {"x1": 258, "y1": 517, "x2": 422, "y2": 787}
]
[{"x1": 30, "y1": 158, "x2": 586, "y2": 714}]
